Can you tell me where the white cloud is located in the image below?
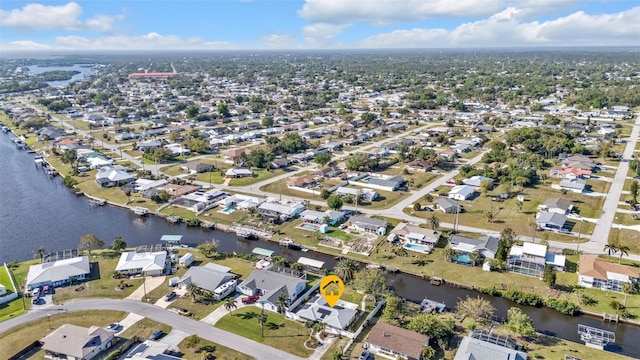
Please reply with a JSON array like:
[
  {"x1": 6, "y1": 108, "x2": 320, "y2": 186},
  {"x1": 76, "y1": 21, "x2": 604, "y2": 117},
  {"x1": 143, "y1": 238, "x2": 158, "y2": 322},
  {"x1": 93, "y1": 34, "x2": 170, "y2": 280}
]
[
  {"x1": 4, "y1": 40, "x2": 51, "y2": 51},
  {"x1": 261, "y1": 34, "x2": 300, "y2": 49},
  {"x1": 54, "y1": 33, "x2": 234, "y2": 50},
  {"x1": 302, "y1": 23, "x2": 350, "y2": 47},
  {"x1": 359, "y1": 7, "x2": 640, "y2": 48},
  {"x1": 0, "y1": 2, "x2": 83, "y2": 30},
  {"x1": 505, "y1": 0, "x2": 583, "y2": 19},
  {"x1": 0, "y1": 2, "x2": 123, "y2": 32},
  {"x1": 299, "y1": 0, "x2": 503, "y2": 24}
]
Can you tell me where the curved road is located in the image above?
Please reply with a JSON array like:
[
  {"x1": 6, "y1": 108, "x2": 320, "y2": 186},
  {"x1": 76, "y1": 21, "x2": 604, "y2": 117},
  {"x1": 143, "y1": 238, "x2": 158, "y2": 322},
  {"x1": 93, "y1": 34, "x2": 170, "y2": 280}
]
[{"x1": 0, "y1": 299, "x2": 304, "y2": 360}]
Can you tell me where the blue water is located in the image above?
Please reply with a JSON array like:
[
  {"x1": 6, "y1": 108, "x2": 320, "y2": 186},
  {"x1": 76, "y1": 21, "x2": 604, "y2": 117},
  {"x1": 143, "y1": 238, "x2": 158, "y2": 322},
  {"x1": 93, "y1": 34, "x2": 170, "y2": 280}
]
[
  {"x1": 301, "y1": 223, "x2": 319, "y2": 230},
  {"x1": 403, "y1": 243, "x2": 431, "y2": 253},
  {"x1": 453, "y1": 254, "x2": 472, "y2": 264},
  {"x1": 28, "y1": 64, "x2": 97, "y2": 88}
]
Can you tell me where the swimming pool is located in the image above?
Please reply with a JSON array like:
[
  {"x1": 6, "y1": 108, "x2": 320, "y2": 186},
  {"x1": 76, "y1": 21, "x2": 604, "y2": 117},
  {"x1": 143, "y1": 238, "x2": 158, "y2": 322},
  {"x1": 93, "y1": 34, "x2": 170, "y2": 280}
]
[
  {"x1": 453, "y1": 254, "x2": 473, "y2": 265},
  {"x1": 218, "y1": 206, "x2": 236, "y2": 214},
  {"x1": 300, "y1": 223, "x2": 319, "y2": 231},
  {"x1": 403, "y1": 242, "x2": 432, "y2": 254}
]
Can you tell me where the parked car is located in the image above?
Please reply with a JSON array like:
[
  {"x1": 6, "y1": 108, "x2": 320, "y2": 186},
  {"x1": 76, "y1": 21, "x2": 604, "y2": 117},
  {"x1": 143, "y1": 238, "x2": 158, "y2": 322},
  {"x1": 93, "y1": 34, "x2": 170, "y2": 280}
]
[
  {"x1": 359, "y1": 350, "x2": 374, "y2": 360},
  {"x1": 492, "y1": 198, "x2": 504, "y2": 202},
  {"x1": 32, "y1": 288, "x2": 40, "y2": 298},
  {"x1": 164, "y1": 291, "x2": 177, "y2": 301},
  {"x1": 178, "y1": 308, "x2": 192, "y2": 316},
  {"x1": 32, "y1": 297, "x2": 41, "y2": 305},
  {"x1": 150, "y1": 329, "x2": 164, "y2": 340},
  {"x1": 107, "y1": 323, "x2": 119, "y2": 330},
  {"x1": 242, "y1": 295, "x2": 260, "y2": 304}
]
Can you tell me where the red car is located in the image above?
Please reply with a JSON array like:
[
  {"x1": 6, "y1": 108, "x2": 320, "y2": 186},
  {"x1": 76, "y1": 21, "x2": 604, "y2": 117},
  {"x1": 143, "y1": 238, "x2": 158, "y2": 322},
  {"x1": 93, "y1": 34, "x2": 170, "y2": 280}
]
[{"x1": 242, "y1": 295, "x2": 260, "y2": 304}]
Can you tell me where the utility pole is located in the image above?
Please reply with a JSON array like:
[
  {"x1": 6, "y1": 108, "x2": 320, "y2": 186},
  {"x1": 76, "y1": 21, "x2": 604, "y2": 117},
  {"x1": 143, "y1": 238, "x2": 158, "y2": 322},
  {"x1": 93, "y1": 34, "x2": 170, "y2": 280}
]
[
  {"x1": 576, "y1": 219, "x2": 583, "y2": 253},
  {"x1": 454, "y1": 205, "x2": 460, "y2": 233}
]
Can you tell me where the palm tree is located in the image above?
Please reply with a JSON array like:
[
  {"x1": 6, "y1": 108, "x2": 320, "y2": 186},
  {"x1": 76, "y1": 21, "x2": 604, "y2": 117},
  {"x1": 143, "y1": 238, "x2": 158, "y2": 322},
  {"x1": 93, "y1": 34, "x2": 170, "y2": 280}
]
[
  {"x1": 428, "y1": 215, "x2": 440, "y2": 231},
  {"x1": 617, "y1": 244, "x2": 630, "y2": 264},
  {"x1": 485, "y1": 210, "x2": 495, "y2": 223},
  {"x1": 443, "y1": 246, "x2": 454, "y2": 262},
  {"x1": 33, "y1": 246, "x2": 47, "y2": 263},
  {"x1": 469, "y1": 250, "x2": 483, "y2": 267},
  {"x1": 291, "y1": 262, "x2": 305, "y2": 272},
  {"x1": 271, "y1": 256, "x2": 289, "y2": 267},
  {"x1": 603, "y1": 243, "x2": 618, "y2": 259},
  {"x1": 312, "y1": 321, "x2": 326, "y2": 337},
  {"x1": 276, "y1": 292, "x2": 288, "y2": 314},
  {"x1": 392, "y1": 247, "x2": 408, "y2": 257},
  {"x1": 333, "y1": 258, "x2": 359, "y2": 283},
  {"x1": 621, "y1": 282, "x2": 637, "y2": 307},
  {"x1": 257, "y1": 308, "x2": 268, "y2": 338},
  {"x1": 223, "y1": 297, "x2": 237, "y2": 315},
  {"x1": 185, "y1": 282, "x2": 201, "y2": 303}
]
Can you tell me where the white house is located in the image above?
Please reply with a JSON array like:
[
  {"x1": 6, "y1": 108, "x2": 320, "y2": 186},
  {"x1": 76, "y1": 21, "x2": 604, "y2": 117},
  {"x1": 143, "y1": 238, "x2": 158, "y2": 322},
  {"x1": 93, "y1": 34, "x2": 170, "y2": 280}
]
[
  {"x1": 26, "y1": 256, "x2": 91, "y2": 290},
  {"x1": 41, "y1": 324, "x2": 116, "y2": 360},
  {"x1": 462, "y1": 176, "x2": 494, "y2": 188},
  {"x1": 236, "y1": 269, "x2": 307, "y2": 313},
  {"x1": 508, "y1": 242, "x2": 566, "y2": 278},
  {"x1": 115, "y1": 251, "x2": 168, "y2": 276},
  {"x1": 347, "y1": 216, "x2": 388, "y2": 236},
  {"x1": 179, "y1": 263, "x2": 238, "y2": 301},
  {"x1": 578, "y1": 254, "x2": 639, "y2": 292},
  {"x1": 448, "y1": 185, "x2": 476, "y2": 201},
  {"x1": 365, "y1": 322, "x2": 429, "y2": 360},
  {"x1": 218, "y1": 194, "x2": 265, "y2": 210},
  {"x1": 295, "y1": 294, "x2": 358, "y2": 332},
  {"x1": 225, "y1": 168, "x2": 254, "y2": 178}
]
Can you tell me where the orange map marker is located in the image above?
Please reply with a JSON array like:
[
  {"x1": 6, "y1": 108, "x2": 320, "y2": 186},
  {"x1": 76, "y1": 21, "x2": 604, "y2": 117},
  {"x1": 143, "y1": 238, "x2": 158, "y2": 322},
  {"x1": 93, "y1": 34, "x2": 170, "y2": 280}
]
[{"x1": 319, "y1": 275, "x2": 344, "y2": 307}]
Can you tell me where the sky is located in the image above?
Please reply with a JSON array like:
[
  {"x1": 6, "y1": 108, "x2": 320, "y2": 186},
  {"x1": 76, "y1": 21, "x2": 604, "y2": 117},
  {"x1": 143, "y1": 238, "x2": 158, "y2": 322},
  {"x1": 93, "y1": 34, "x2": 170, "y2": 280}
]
[{"x1": 1, "y1": 0, "x2": 639, "y2": 52}]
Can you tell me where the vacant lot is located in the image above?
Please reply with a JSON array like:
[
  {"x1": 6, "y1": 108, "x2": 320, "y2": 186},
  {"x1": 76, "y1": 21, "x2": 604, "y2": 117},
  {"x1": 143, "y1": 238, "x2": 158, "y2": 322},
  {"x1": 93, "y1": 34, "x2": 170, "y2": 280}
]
[{"x1": 178, "y1": 336, "x2": 255, "y2": 360}]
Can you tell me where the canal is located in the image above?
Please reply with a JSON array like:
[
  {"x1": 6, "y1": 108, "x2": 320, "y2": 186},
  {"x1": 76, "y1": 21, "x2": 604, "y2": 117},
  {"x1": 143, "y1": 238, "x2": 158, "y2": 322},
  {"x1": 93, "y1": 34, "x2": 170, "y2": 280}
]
[{"x1": 0, "y1": 132, "x2": 638, "y2": 357}]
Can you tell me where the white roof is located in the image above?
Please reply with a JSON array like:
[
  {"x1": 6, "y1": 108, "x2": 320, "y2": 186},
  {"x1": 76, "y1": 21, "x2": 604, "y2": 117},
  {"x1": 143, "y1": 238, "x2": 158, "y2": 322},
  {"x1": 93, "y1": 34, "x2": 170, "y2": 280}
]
[
  {"x1": 26, "y1": 256, "x2": 91, "y2": 287},
  {"x1": 523, "y1": 242, "x2": 547, "y2": 257},
  {"x1": 115, "y1": 251, "x2": 167, "y2": 272},
  {"x1": 407, "y1": 232, "x2": 427, "y2": 241},
  {"x1": 225, "y1": 168, "x2": 253, "y2": 176},
  {"x1": 297, "y1": 257, "x2": 325, "y2": 269},
  {"x1": 449, "y1": 185, "x2": 476, "y2": 196}
]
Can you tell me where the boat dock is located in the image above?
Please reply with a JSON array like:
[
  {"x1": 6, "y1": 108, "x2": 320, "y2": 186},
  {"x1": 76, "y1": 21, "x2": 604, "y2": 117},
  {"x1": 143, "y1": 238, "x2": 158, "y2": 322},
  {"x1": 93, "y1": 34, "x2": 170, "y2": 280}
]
[{"x1": 419, "y1": 298, "x2": 446, "y2": 313}]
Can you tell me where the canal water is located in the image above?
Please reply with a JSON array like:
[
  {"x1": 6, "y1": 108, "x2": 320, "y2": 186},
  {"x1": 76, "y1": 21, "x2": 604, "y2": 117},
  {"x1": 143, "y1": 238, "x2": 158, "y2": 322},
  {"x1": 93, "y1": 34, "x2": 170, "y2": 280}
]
[
  {"x1": 27, "y1": 65, "x2": 97, "y2": 88},
  {"x1": 0, "y1": 132, "x2": 638, "y2": 357}
]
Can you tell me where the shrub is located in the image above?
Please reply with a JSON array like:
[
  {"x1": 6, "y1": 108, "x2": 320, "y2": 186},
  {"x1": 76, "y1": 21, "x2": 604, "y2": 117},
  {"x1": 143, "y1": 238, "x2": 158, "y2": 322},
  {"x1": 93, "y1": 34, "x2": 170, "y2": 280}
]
[
  {"x1": 545, "y1": 298, "x2": 580, "y2": 316},
  {"x1": 503, "y1": 289, "x2": 543, "y2": 307},
  {"x1": 609, "y1": 300, "x2": 624, "y2": 311},
  {"x1": 480, "y1": 287, "x2": 502, "y2": 296}
]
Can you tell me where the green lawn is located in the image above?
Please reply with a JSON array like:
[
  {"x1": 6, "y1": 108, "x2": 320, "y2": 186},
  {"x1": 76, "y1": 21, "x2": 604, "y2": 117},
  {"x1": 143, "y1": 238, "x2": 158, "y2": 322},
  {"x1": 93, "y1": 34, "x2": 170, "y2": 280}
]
[
  {"x1": 0, "y1": 310, "x2": 127, "y2": 360},
  {"x1": 586, "y1": 179, "x2": 611, "y2": 194},
  {"x1": 52, "y1": 251, "x2": 145, "y2": 303},
  {"x1": 178, "y1": 336, "x2": 255, "y2": 360},
  {"x1": 614, "y1": 212, "x2": 640, "y2": 226},
  {"x1": 118, "y1": 317, "x2": 171, "y2": 340},
  {"x1": 228, "y1": 168, "x2": 289, "y2": 187},
  {"x1": 215, "y1": 306, "x2": 314, "y2": 357},
  {"x1": 609, "y1": 228, "x2": 640, "y2": 254}
]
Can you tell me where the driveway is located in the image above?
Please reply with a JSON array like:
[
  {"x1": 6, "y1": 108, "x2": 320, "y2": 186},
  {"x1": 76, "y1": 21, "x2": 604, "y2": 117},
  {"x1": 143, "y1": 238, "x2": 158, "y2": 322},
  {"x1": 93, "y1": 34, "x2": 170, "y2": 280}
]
[
  {"x1": 115, "y1": 313, "x2": 144, "y2": 336},
  {"x1": 126, "y1": 276, "x2": 166, "y2": 301},
  {"x1": 160, "y1": 329, "x2": 190, "y2": 347},
  {"x1": 154, "y1": 288, "x2": 186, "y2": 309}
]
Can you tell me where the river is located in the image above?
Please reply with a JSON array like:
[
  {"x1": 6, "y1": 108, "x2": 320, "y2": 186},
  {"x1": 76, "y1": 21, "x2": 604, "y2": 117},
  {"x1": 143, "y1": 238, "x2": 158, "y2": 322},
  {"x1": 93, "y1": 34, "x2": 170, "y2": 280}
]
[
  {"x1": 0, "y1": 132, "x2": 638, "y2": 357},
  {"x1": 27, "y1": 65, "x2": 97, "y2": 88}
]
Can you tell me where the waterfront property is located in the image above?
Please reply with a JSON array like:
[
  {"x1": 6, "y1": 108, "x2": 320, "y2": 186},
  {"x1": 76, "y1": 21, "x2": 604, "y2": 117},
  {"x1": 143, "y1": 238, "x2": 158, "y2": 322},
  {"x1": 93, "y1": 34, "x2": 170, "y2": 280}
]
[
  {"x1": 256, "y1": 201, "x2": 305, "y2": 223},
  {"x1": 236, "y1": 269, "x2": 307, "y2": 313},
  {"x1": 507, "y1": 243, "x2": 566, "y2": 278},
  {"x1": 95, "y1": 166, "x2": 135, "y2": 188},
  {"x1": 41, "y1": 324, "x2": 117, "y2": 360},
  {"x1": 391, "y1": 222, "x2": 441, "y2": 254},
  {"x1": 115, "y1": 251, "x2": 168, "y2": 276},
  {"x1": 295, "y1": 294, "x2": 358, "y2": 332},
  {"x1": 300, "y1": 209, "x2": 346, "y2": 226},
  {"x1": 178, "y1": 263, "x2": 238, "y2": 300},
  {"x1": 365, "y1": 322, "x2": 429, "y2": 360},
  {"x1": 449, "y1": 234, "x2": 499, "y2": 262},
  {"x1": 578, "y1": 254, "x2": 640, "y2": 292},
  {"x1": 454, "y1": 330, "x2": 527, "y2": 360},
  {"x1": 217, "y1": 194, "x2": 265, "y2": 210},
  {"x1": 26, "y1": 256, "x2": 90, "y2": 290},
  {"x1": 347, "y1": 216, "x2": 388, "y2": 236}
]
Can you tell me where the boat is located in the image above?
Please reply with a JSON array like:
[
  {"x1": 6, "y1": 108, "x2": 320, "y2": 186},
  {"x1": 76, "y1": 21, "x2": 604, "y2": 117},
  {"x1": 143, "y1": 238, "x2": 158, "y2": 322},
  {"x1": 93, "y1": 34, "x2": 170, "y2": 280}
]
[
  {"x1": 166, "y1": 215, "x2": 182, "y2": 224},
  {"x1": 279, "y1": 238, "x2": 294, "y2": 246},
  {"x1": 287, "y1": 243, "x2": 303, "y2": 251},
  {"x1": 419, "y1": 298, "x2": 446, "y2": 313},
  {"x1": 366, "y1": 263, "x2": 381, "y2": 269},
  {"x1": 235, "y1": 228, "x2": 255, "y2": 239},
  {"x1": 1, "y1": 126, "x2": 9, "y2": 133},
  {"x1": 133, "y1": 207, "x2": 149, "y2": 216},
  {"x1": 89, "y1": 199, "x2": 106, "y2": 206}
]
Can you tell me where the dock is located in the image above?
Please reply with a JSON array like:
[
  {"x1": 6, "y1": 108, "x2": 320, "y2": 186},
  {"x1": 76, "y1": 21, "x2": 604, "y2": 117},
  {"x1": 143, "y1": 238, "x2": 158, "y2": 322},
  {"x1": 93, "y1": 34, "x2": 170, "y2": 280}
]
[{"x1": 603, "y1": 313, "x2": 619, "y2": 322}]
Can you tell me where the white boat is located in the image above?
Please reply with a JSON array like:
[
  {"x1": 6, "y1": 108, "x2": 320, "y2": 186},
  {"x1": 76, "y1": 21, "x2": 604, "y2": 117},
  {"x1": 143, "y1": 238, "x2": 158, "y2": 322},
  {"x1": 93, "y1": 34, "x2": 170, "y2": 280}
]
[
  {"x1": 2, "y1": 126, "x2": 9, "y2": 133},
  {"x1": 419, "y1": 298, "x2": 446, "y2": 313},
  {"x1": 255, "y1": 258, "x2": 273, "y2": 270},
  {"x1": 279, "y1": 238, "x2": 294, "y2": 245},
  {"x1": 133, "y1": 207, "x2": 148, "y2": 216}
]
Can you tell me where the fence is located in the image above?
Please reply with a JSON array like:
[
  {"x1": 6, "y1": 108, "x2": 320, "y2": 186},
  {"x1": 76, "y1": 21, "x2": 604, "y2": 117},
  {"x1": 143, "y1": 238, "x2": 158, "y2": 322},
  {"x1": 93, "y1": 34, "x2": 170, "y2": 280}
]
[
  {"x1": 1, "y1": 263, "x2": 20, "y2": 305},
  {"x1": 8, "y1": 341, "x2": 41, "y2": 360},
  {"x1": 342, "y1": 299, "x2": 386, "y2": 355}
]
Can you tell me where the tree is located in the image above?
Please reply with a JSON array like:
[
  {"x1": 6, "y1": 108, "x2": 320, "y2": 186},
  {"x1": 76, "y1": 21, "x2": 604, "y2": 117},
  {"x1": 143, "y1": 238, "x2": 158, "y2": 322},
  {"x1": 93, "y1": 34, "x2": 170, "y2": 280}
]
[
  {"x1": 485, "y1": 210, "x2": 495, "y2": 223},
  {"x1": 456, "y1": 296, "x2": 495, "y2": 322},
  {"x1": 185, "y1": 105, "x2": 199, "y2": 119},
  {"x1": 604, "y1": 243, "x2": 617, "y2": 259},
  {"x1": 542, "y1": 264, "x2": 557, "y2": 287},
  {"x1": 197, "y1": 239, "x2": 220, "y2": 258},
  {"x1": 381, "y1": 293, "x2": 403, "y2": 321},
  {"x1": 407, "y1": 313, "x2": 455, "y2": 340},
  {"x1": 217, "y1": 103, "x2": 230, "y2": 117},
  {"x1": 506, "y1": 307, "x2": 536, "y2": 337},
  {"x1": 276, "y1": 292, "x2": 288, "y2": 314},
  {"x1": 314, "y1": 152, "x2": 332, "y2": 167},
  {"x1": 223, "y1": 297, "x2": 237, "y2": 315},
  {"x1": 320, "y1": 189, "x2": 330, "y2": 199},
  {"x1": 353, "y1": 268, "x2": 388, "y2": 301},
  {"x1": 291, "y1": 262, "x2": 305, "y2": 272},
  {"x1": 185, "y1": 282, "x2": 201, "y2": 303},
  {"x1": 443, "y1": 246, "x2": 454, "y2": 262},
  {"x1": 33, "y1": 246, "x2": 47, "y2": 263},
  {"x1": 111, "y1": 237, "x2": 127, "y2": 252},
  {"x1": 79, "y1": 233, "x2": 104, "y2": 257},
  {"x1": 261, "y1": 116, "x2": 274, "y2": 128},
  {"x1": 515, "y1": 200, "x2": 523, "y2": 213},
  {"x1": 184, "y1": 334, "x2": 200, "y2": 349},
  {"x1": 257, "y1": 308, "x2": 268, "y2": 338},
  {"x1": 468, "y1": 250, "x2": 483, "y2": 267},
  {"x1": 480, "y1": 180, "x2": 493, "y2": 197},
  {"x1": 333, "y1": 258, "x2": 360, "y2": 283},
  {"x1": 413, "y1": 202, "x2": 421, "y2": 211},
  {"x1": 124, "y1": 188, "x2": 132, "y2": 203},
  {"x1": 421, "y1": 346, "x2": 437, "y2": 360},
  {"x1": 312, "y1": 321, "x2": 326, "y2": 337},
  {"x1": 428, "y1": 215, "x2": 440, "y2": 230},
  {"x1": 327, "y1": 194, "x2": 343, "y2": 210},
  {"x1": 617, "y1": 244, "x2": 630, "y2": 264}
]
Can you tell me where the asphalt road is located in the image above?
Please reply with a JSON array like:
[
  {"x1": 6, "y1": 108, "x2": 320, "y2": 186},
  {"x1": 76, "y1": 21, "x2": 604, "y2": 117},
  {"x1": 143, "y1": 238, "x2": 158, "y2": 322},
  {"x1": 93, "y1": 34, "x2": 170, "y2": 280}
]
[{"x1": 0, "y1": 299, "x2": 304, "y2": 360}]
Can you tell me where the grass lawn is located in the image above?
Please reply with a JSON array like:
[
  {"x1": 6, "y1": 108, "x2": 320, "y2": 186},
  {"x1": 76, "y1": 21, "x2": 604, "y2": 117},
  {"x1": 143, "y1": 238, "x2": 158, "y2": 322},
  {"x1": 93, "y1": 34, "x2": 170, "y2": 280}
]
[
  {"x1": 379, "y1": 167, "x2": 440, "y2": 191},
  {"x1": 52, "y1": 251, "x2": 145, "y2": 303},
  {"x1": 160, "y1": 203, "x2": 250, "y2": 224},
  {"x1": 586, "y1": 179, "x2": 611, "y2": 194},
  {"x1": 178, "y1": 336, "x2": 255, "y2": 360},
  {"x1": 215, "y1": 306, "x2": 314, "y2": 358},
  {"x1": 0, "y1": 298, "x2": 26, "y2": 323},
  {"x1": 0, "y1": 310, "x2": 126, "y2": 360},
  {"x1": 260, "y1": 178, "x2": 324, "y2": 201},
  {"x1": 614, "y1": 212, "x2": 640, "y2": 226},
  {"x1": 609, "y1": 228, "x2": 640, "y2": 254},
  {"x1": 118, "y1": 317, "x2": 171, "y2": 340}
]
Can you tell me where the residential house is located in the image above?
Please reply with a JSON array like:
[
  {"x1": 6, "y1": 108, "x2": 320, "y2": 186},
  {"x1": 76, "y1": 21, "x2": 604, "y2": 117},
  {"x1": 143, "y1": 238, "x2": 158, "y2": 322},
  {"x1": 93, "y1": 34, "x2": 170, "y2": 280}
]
[
  {"x1": 508, "y1": 242, "x2": 566, "y2": 277},
  {"x1": 36, "y1": 126, "x2": 67, "y2": 140},
  {"x1": 179, "y1": 263, "x2": 237, "y2": 300},
  {"x1": 270, "y1": 158, "x2": 291, "y2": 169},
  {"x1": 405, "y1": 160, "x2": 432, "y2": 172},
  {"x1": 136, "y1": 139, "x2": 163, "y2": 152},
  {"x1": 287, "y1": 174, "x2": 318, "y2": 188},
  {"x1": 95, "y1": 166, "x2": 135, "y2": 188},
  {"x1": 451, "y1": 144, "x2": 471, "y2": 154},
  {"x1": 538, "y1": 198, "x2": 573, "y2": 215},
  {"x1": 123, "y1": 340, "x2": 182, "y2": 360},
  {"x1": 365, "y1": 322, "x2": 429, "y2": 360},
  {"x1": 295, "y1": 294, "x2": 358, "y2": 332},
  {"x1": 288, "y1": 152, "x2": 313, "y2": 163},
  {"x1": 26, "y1": 256, "x2": 91, "y2": 290},
  {"x1": 314, "y1": 166, "x2": 343, "y2": 178},
  {"x1": 391, "y1": 222, "x2": 441, "y2": 253},
  {"x1": 41, "y1": 324, "x2": 117, "y2": 360},
  {"x1": 115, "y1": 251, "x2": 168, "y2": 276},
  {"x1": 475, "y1": 124, "x2": 496, "y2": 133},
  {"x1": 578, "y1": 254, "x2": 640, "y2": 292},
  {"x1": 182, "y1": 161, "x2": 214, "y2": 173},
  {"x1": 256, "y1": 201, "x2": 306, "y2": 222},
  {"x1": 218, "y1": 194, "x2": 265, "y2": 210},
  {"x1": 236, "y1": 269, "x2": 307, "y2": 313},
  {"x1": 551, "y1": 167, "x2": 592, "y2": 180},
  {"x1": 160, "y1": 183, "x2": 199, "y2": 199},
  {"x1": 536, "y1": 212, "x2": 567, "y2": 230},
  {"x1": 462, "y1": 176, "x2": 495, "y2": 188},
  {"x1": 300, "y1": 209, "x2": 346, "y2": 226},
  {"x1": 225, "y1": 168, "x2": 253, "y2": 178},
  {"x1": 336, "y1": 186, "x2": 379, "y2": 202},
  {"x1": 454, "y1": 330, "x2": 527, "y2": 360},
  {"x1": 561, "y1": 154, "x2": 596, "y2": 171},
  {"x1": 434, "y1": 198, "x2": 460, "y2": 214},
  {"x1": 449, "y1": 234, "x2": 499, "y2": 262},
  {"x1": 347, "y1": 216, "x2": 387, "y2": 236},
  {"x1": 553, "y1": 178, "x2": 586, "y2": 193},
  {"x1": 448, "y1": 185, "x2": 476, "y2": 201},
  {"x1": 224, "y1": 147, "x2": 251, "y2": 164},
  {"x1": 362, "y1": 175, "x2": 406, "y2": 192}
]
